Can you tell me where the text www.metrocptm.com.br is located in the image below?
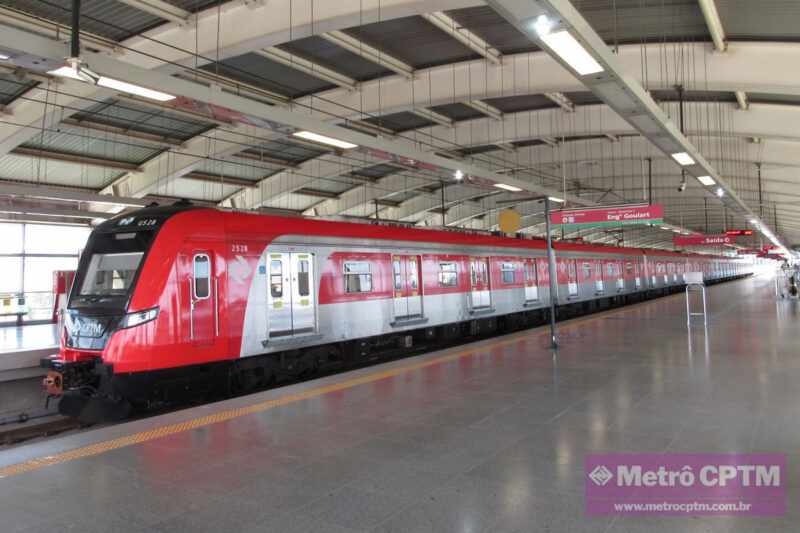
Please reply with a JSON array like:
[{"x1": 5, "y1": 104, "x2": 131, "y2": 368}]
[{"x1": 611, "y1": 501, "x2": 753, "y2": 513}]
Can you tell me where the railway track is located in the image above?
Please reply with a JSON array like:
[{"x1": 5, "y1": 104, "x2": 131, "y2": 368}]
[{"x1": 0, "y1": 411, "x2": 87, "y2": 446}]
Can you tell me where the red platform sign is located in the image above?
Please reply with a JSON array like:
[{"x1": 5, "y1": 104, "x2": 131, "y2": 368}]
[
  {"x1": 725, "y1": 229, "x2": 754, "y2": 236},
  {"x1": 673, "y1": 234, "x2": 734, "y2": 246},
  {"x1": 551, "y1": 204, "x2": 664, "y2": 228}
]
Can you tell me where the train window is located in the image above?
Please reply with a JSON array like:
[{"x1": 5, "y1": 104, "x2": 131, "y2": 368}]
[
  {"x1": 408, "y1": 258, "x2": 418, "y2": 289},
  {"x1": 525, "y1": 261, "x2": 537, "y2": 283},
  {"x1": 393, "y1": 259, "x2": 403, "y2": 290},
  {"x1": 297, "y1": 259, "x2": 309, "y2": 297},
  {"x1": 626, "y1": 262, "x2": 633, "y2": 273},
  {"x1": 193, "y1": 254, "x2": 210, "y2": 300},
  {"x1": 344, "y1": 262, "x2": 372, "y2": 293},
  {"x1": 501, "y1": 262, "x2": 515, "y2": 284},
  {"x1": 270, "y1": 260, "x2": 282, "y2": 298},
  {"x1": 79, "y1": 252, "x2": 143, "y2": 296},
  {"x1": 582, "y1": 263, "x2": 591, "y2": 279},
  {"x1": 607, "y1": 263, "x2": 615, "y2": 277},
  {"x1": 439, "y1": 262, "x2": 458, "y2": 287}
]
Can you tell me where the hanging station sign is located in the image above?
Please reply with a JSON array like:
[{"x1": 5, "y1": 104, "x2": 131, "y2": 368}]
[
  {"x1": 725, "y1": 229, "x2": 754, "y2": 236},
  {"x1": 673, "y1": 234, "x2": 734, "y2": 246},
  {"x1": 550, "y1": 204, "x2": 664, "y2": 228}
]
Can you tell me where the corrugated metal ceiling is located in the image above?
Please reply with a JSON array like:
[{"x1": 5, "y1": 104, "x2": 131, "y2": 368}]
[
  {"x1": 20, "y1": 126, "x2": 162, "y2": 165},
  {"x1": 344, "y1": 16, "x2": 480, "y2": 70},
  {"x1": 363, "y1": 111, "x2": 435, "y2": 132},
  {"x1": 446, "y1": 1, "x2": 710, "y2": 55},
  {"x1": 0, "y1": 0, "x2": 163, "y2": 42},
  {"x1": 70, "y1": 99, "x2": 213, "y2": 142},
  {"x1": 717, "y1": 0, "x2": 800, "y2": 41},
  {"x1": 0, "y1": 154, "x2": 124, "y2": 189},
  {"x1": 0, "y1": 73, "x2": 37, "y2": 106},
  {"x1": 200, "y1": 53, "x2": 335, "y2": 98},
  {"x1": 279, "y1": 36, "x2": 391, "y2": 82},
  {"x1": 244, "y1": 139, "x2": 327, "y2": 165},
  {"x1": 430, "y1": 103, "x2": 485, "y2": 121}
]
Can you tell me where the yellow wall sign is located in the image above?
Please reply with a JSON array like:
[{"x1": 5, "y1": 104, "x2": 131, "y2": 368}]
[{"x1": 498, "y1": 208, "x2": 521, "y2": 234}]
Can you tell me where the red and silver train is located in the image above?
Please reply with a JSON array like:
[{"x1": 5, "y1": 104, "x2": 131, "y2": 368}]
[{"x1": 42, "y1": 204, "x2": 751, "y2": 419}]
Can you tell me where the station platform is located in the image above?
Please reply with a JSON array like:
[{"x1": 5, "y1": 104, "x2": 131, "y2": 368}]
[
  {"x1": 1, "y1": 274, "x2": 797, "y2": 532},
  {"x1": 0, "y1": 324, "x2": 58, "y2": 383}
]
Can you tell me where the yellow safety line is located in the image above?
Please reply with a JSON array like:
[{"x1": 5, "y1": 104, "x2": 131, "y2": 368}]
[{"x1": 0, "y1": 288, "x2": 689, "y2": 479}]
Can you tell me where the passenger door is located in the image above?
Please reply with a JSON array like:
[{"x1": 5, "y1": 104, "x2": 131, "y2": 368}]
[
  {"x1": 184, "y1": 248, "x2": 217, "y2": 346},
  {"x1": 392, "y1": 255, "x2": 423, "y2": 319},
  {"x1": 524, "y1": 259, "x2": 539, "y2": 302},
  {"x1": 267, "y1": 252, "x2": 316, "y2": 338},
  {"x1": 469, "y1": 257, "x2": 491, "y2": 309}
]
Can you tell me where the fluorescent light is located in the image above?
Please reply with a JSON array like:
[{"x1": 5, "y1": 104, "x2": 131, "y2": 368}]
[
  {"x1": 532, "y1": 15, "x2": 554, "y2": 36},
  {"x1": 548, "y1": 196, "x2": 565, "y2": 203},
  {"x1": 48, "y1": 65, "x2": 175, "y2": 102},
  {"x1": 749, "y1": 218, "x2": 757, "y2": 224},
  {"x1": 540, "y1": 31, "x2": 604, "y2": 76},
  {"x1": 0, "y1": 53, "x2": 9, "y2": 61},
  {"x1": 494, "y1": 183, "x2": 523, "y2": 192},
  {"x1": 454, "y1": 170, "x2": 464, "y2": 181},
  {"x1": 697, "y1": 175, "x2": 715, "y2": 186},
  {"x1": 97, "y1": 77, "x2": 174, "y2": 101},
  {"x1": 292, "y1": 131, "x2": 358, "y2": 150},
  {"x1": 48, "y1": 65, "x2": 85, "y2": 81},
  {"x1": 671, "y1": 152, "x2": 695, "y2": 166},
  {"x1": 716, "y1": 187, "x2": 725, "y2": 197}
]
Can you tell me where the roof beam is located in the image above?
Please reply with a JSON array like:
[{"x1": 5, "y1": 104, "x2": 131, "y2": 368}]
[
  {"x1": 61, "y1": 117, "x2": 184, "y2": 147},
  {"x1": 421, "y1": 11, "x2": 502, "y2": 65},
  {"x1": 698, "y1": 0, "x2": 727, "y2": 52},
  {"x1": 255, "y1": 47, "x2": 359, "y2": 91},
  {"x1": 319, "y1": 30, "x2": 415, "y2": 80},
  {"x1": 464, "y1": 100, "x2": 503, "y2": 121},
  {"x1": 115, "y1": 0, "x2": 192, "y2": 26},
  {"x1": 543, "y1": 92, "x2": 575, "y2": 112},
  {"x1": 184, "y1": 171, "x2": 258, "y2": 189},
  {"x1": 99, "y1": 125, "x2": 258, "y2": 198},
  {"x1": 221, "y1": 158, "x2": 381, "y2": 210},
  {"x1": 11, "y1": 147, "x2": 141, "y2": 171},
  {"x1": 0, "y1": 181, "x2": 148, "y2": 207},
  {"x1": 411, "y1": 108, "x2": 454, "y2": 128},
  {"x1": 306, "y1": 41, "x2": 800, "y2": 122},
  {"x1": 0, "y1": 203, "x2": 112, "y2": 220}
]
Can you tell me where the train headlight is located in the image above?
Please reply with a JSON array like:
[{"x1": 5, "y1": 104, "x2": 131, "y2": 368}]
[{"x1": 120, "y1": 307, "x2": 159, "y2": 329}]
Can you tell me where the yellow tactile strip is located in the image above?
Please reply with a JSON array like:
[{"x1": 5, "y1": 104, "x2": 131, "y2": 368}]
[{"x1": 0, "y1": 290, "x2": 685, "y2": 479}]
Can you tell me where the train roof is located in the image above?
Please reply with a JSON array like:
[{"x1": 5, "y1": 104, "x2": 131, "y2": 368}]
[{"x1": 106, "y1": 204, "x2": 734, "y2": 260}]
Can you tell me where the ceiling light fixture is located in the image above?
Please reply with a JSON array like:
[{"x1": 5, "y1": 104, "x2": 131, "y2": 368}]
[
  {"x1": 697, "y1": 175, "x2": 715, "y2": 186},
  {"x1": 532, "y1": 14, "x2": 554, "y2": 36},
  {"x1": 540, "y1": 31, "x2": 604, "y2": 76},
  {"x1": 671, "y1": 152, "x2": 695, "y2": 166},
  {"x1": 48, "y1": 61, "x2": 174, "y2": 101},
  {"x1": 454, "y1": 170, "x2": 464, "y2": 181},
  {"x1": 547, "y1": 196, "x2": 565, "y2": 203},
  {"x1": 292, "y1": 131, "x2": 358, "y2": 150},
  {"x1": 494, "y1": 183, "x2": 523, "y2": 192},
  {"x1": 96, "y1": 77, "x2": 175, "y2": 102},
  {"x1": 0, "y1": 52, "x2": 10, "y2": 61},
  {"x1": 716, "y1": 187, "x2": 725, "y2": 197}
]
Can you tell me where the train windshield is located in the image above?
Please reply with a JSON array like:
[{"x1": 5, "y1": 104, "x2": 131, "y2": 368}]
[
  {"x1": 79, "y1": 253, "x2": 144, "y2": 297},
  {"x1": 69, "y1": 230, "x2": 156, "y2": 310}
]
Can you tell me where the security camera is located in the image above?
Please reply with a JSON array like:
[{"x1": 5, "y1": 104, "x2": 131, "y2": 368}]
[{"x1": 678, "y1": 179, "x2": 687, "y2": 192}]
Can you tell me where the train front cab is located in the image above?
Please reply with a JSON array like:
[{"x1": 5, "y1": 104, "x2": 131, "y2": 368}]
[{"x1": 41, "y1": 206, "x2": 231, "y2": 419}]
